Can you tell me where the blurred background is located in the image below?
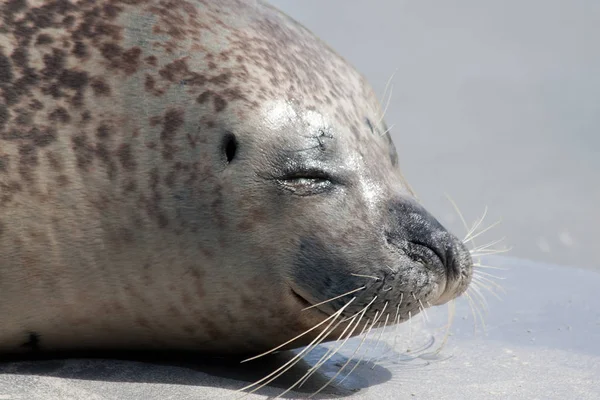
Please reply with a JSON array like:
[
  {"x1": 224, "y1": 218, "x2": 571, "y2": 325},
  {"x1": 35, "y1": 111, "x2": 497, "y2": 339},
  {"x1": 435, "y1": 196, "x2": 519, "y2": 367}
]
[{"x1": 269, "y1": 0, "x2": 600, "y2": 271}]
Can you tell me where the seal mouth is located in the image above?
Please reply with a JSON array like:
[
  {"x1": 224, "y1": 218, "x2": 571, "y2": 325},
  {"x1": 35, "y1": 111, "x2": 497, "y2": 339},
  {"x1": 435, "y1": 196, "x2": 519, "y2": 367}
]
[{"x1": 289, "y1": 287, "x2": 332, "y2": 318}]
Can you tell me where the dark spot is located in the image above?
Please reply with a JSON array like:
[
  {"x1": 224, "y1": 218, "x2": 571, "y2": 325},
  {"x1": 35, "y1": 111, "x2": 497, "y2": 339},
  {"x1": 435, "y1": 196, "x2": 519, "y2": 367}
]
[
  {"x1": 0, "y1": 155, "x2": 9, "y2": 172},
  {"x1": 0, "y1": 52, "x2": 13, "y2": 84},
  {"x1": 117, "y1": 143, "x2": 136, "y2": 170},
  {"x1": 58, "y1": 69, "x2": 88, "y2": 90},
  {"x1": 10, "y1": 109, "x2": 30, "y2": 125},
  {"x1": 41, "y1": 48, "x2": 66, "y2": 79},
  {"x1": 96, "y1": 124, "x2": 111, "y2": 139},
  {"x1": 122, "y1": 47, "x2": 141, "y2": 74},
  {"x1": 48, "y1": 107, "x2": 70, "y2": 124},
  {"x1": 90, "y1": 77, "x2": 110, "y2": 96},
  {"x1": 0, "y1": 105, "x2": 8, "y2": 131},
  {"x1": 46, "y1": 151, "x2": 63, "y2": 171},
  {"x1": 161, "y1": 109, "x2": 184, "y2": 160},
  {"x1": 35, "y1": 34, "x2": 54, "y2": 46},
  {"x1": 72, "y1": 41, "x2": 88, "y2": 58},
  {"x1": 103, "y1": 3, "x2": 122, "y2": 19},
  {"x1": 222, "y1": 132, "x2": 237, "y2": 164},
  {"x1": 196, "y1": 90, "x2": 211, "y2": 104},
  {"x1": 81, "y1": 110, "x2": 91, "y2": 123},
  {"x1": 145, "y1": 55, "x2": 158, "y2": 66},
  {"x1": 0, "y1": 220, "x2": 4, "y2": 236},
  {"x1": 209, "y1": 72, "x2": 231, "y2": 86},
  {"x1": 57, "y1": 174, "x2": 70, "y2": 186},
  {"x1": 72, "y1": 134, "x2": 94, "y2": 169},
  {"x1": 365, "y1": 117, "x2": 374, "y2": 134},
  {"x1": 32, "y1": 127, "x2": 57, "y2": 147},
  {"x1": 29, "y1": 99, "x2": 44, "y2": 110},
  {"x1": 213, "y1": 95, "x2": 227, "y2": 112},
  {"x1": 20, "y1": 332, "x2": 41, "y2": 351},
  {"x1": 11, "y1": 47, "x2": 28, "y2": 70}
]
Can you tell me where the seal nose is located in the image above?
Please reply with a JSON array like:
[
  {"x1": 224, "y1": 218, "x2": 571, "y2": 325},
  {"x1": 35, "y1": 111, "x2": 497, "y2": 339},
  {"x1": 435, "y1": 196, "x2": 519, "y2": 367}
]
[{"x1": 385, "y1": 197, "x2": 472, "y2": 287}]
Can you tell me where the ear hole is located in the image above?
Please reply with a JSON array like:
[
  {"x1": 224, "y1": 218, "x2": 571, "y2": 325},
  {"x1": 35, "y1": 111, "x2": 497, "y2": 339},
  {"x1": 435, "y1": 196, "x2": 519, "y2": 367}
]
[{"x1": 223, "y1": 132, "x2": 237, "y2": 163}]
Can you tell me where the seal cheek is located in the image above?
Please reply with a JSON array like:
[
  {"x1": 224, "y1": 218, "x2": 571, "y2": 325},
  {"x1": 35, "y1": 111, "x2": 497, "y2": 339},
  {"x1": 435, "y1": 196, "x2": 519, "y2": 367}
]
[{"x1": 290, "y1": 237, "x2": 364, "y2": 314}]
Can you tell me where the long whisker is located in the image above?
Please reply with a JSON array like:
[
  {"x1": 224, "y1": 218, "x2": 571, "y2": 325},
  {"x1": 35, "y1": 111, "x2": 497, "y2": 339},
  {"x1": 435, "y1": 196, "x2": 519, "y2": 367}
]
[
  {"x1": 474, "y1": 270, "x2": 506, "y2": 280},
  {"x1": 302, "y1": 286, "x2": 366, "y2": 311},
  {"x1": 463, "y1": 206, "x2": 489, "y2": 242},
  {"x1": 471, "y1": 276, "x2": 503, "y2": 301},
  {"x1": 464, "y1": 219, "x2": 502, "y2": 243},
  {"x1": 470, "y1": 236, "x2": 505, "y2": 251},
  {"x1": 470, "y1": 247, "x2": 512, "y2": 256},
  {"x1": 473, "y1": 262, "x2": 509, "y2": 271},
  {"x1": 240, "y1": 297, "x2": 355, "y2": 364},
  {"x1": 238, "y1": 299, "x2": 356, "y2": 395},
  {"x1": 284, "y1": 313, "x2": 363, "y2": 395},
  {"x1": 312, "y1": 310, "x2": 383, "y2": 396},
  {"x1": 379, "y1": 123, "x2": 396, "y2": 137},
  {"x1": 445, "y1": 194, "x2": 470, "y2": 233},
  {"x1": 365, "y1": 302, "x2": 389, "y2": 367},
  {"x1": 351, "y1": 273, "x2": 381, "y2": 281}
]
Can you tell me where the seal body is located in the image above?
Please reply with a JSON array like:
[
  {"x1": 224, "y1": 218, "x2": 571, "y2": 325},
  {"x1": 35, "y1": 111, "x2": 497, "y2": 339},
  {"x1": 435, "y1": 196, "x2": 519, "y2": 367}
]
[{"x1": 0, "y1": 0, "x2": 472, "y2": 355}]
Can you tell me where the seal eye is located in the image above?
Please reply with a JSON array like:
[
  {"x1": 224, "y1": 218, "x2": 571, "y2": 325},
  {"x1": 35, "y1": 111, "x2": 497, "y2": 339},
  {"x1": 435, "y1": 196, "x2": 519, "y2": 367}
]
[
  {"x1": 222, "y1": 132, "x2": 237, "y2": 163},
  {"x1": 278, "y1": 171, "x2": 333, "y2": 196}
]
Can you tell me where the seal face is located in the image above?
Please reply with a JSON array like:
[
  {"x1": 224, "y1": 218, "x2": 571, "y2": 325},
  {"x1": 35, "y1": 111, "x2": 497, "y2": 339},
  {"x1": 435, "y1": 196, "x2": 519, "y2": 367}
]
[{"x1": 0, "y1": 0, "x2": 472, "y2": 355}]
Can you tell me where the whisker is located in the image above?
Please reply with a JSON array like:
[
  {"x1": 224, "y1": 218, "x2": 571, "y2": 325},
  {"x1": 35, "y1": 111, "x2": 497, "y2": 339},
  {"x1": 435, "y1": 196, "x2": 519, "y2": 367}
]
[
  {"x1": 351, "y1": 273, "x2": 381, "y2": 281},
  {"x1": 302, "y1": 286, "x2": 366, "y2": 311},
  {"x1": 469, "y1": 236, "x2": 506, "y2": 253},
  {"x1": 417, "y1": 298, "x2": 429, "y2": 323},
  {"x1": 471, "y1": 276, "x2": 503, "y2": 301},
  {"x1": 240, "y1": 297, "x2": 355, "y2": 364},
  {"x1": 470, "y1": 247, "x2": 512, "y2": 256},
  {"x1": 377, "y1": 77, "x2": 395, "y2": 126},
  {"x1": 464, "y1": 219, "x2": 502, "y2": 243},
  {"x1": 314, "y1": 309, "x2": 384, "y2": 395},
  {"x1": 463, "y1": 206, "x2": 489, "y2": 242},
  {"x1": 445, "y1": 194, "x2": 471, "y2": 233},
  {"x1": 238, "y1": 299, "x2": 356, "y2": 395},
  {"x1": 286, "y1": 312, "x2": 364, "y2": 395},
  {"x1": 474, "y1": 270, "x2": 506, "y2": 280},
  {"x1": 365, "y1": 302, "x2": 389, "y2": 367},
  {"x1": 379, "y1": 123, "x2": 395, "y2": 137},
  {"x1": 473, "y1": 273, "x2": 506, "y2": 294},
  {"x1": 473, "y1": 262, "x2": 509, "y2": 271}
]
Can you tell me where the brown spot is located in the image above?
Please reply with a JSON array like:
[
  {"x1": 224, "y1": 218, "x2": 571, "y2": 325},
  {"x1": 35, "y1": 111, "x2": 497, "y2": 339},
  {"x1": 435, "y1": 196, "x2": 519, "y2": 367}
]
[
  {"x1": 159, "y1": 58, "x2": 189, "y2": 82},
  {"x1": 0, "y1": 155, "x2": 9, "y2": 172},
  {"x1": 46, "y1": 151, "x2": 63, "y2": 171},
  {"x1": 41, "y1": 48, "x2": 66, "y2": 79},
  {"x1": 96, "y1": 124, "x2": 111, "y2": 139},
  {"x1": 48, "y1": 107, "x2": 70, "y2": 123},
  {"x1": 90, "y1": 77, "x2": 110, "y2": 96},
  {"x1": 29, "y1": 99, "x2": 44, "y2": 110},
  {"x1": 161, "y1": 109, "x2": 185, "y2": 160},
  {"x1": 122, "y1": 47, "x2": 142, "y2": 74},
  {"x1": 209, "y1": 73, "x2": 231, "y2": 86},
  {"x1": 145, "y1": 55, "x2": 158, "y2": 66},
  {"x1": 18, "y1": 144, "x2": 38, "y2": 182},
  {"x1": 196, "y1": 90, "x2": 211, "y2": 104},
  {"x1": 149, "y1": 115, "x2": 162, "y2": 126},
  {"x1": 117, "y1": 143, "x2": 136, "y2": 170},
  {"x1": 58, "y1": 69, "x2": 88, "y2": 90},
  {"x1": 213, "y1": 95, "x2": 226, "y2": 112},
  {"x1": 72, "y1": 134, "x2": 94, "y2": 169},
  {"x1": 57, "y1": 174, "x2": 70, "y2": 186},
  {"x1": 72, "y1": 41, "x2": 87, "y2": 58},
  {"x1": 0, "y1": 105, "x2": 9, "y2": 131},
  {"x1": 35, "y1": 34, "x2": 54, "y2": 46}
]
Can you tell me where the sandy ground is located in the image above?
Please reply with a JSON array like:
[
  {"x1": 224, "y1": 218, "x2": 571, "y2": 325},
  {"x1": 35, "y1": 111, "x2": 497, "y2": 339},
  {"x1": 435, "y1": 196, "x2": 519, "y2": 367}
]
[{"x1": 269, "y1": 0, "x2": 600, "y2": 271}]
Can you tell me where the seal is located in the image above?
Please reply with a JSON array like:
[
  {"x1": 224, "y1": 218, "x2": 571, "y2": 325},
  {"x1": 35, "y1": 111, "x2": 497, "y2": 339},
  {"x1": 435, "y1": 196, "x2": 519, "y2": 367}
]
[{"x1": 0, "y1": 0, "x2": 472, "y2": 358}]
